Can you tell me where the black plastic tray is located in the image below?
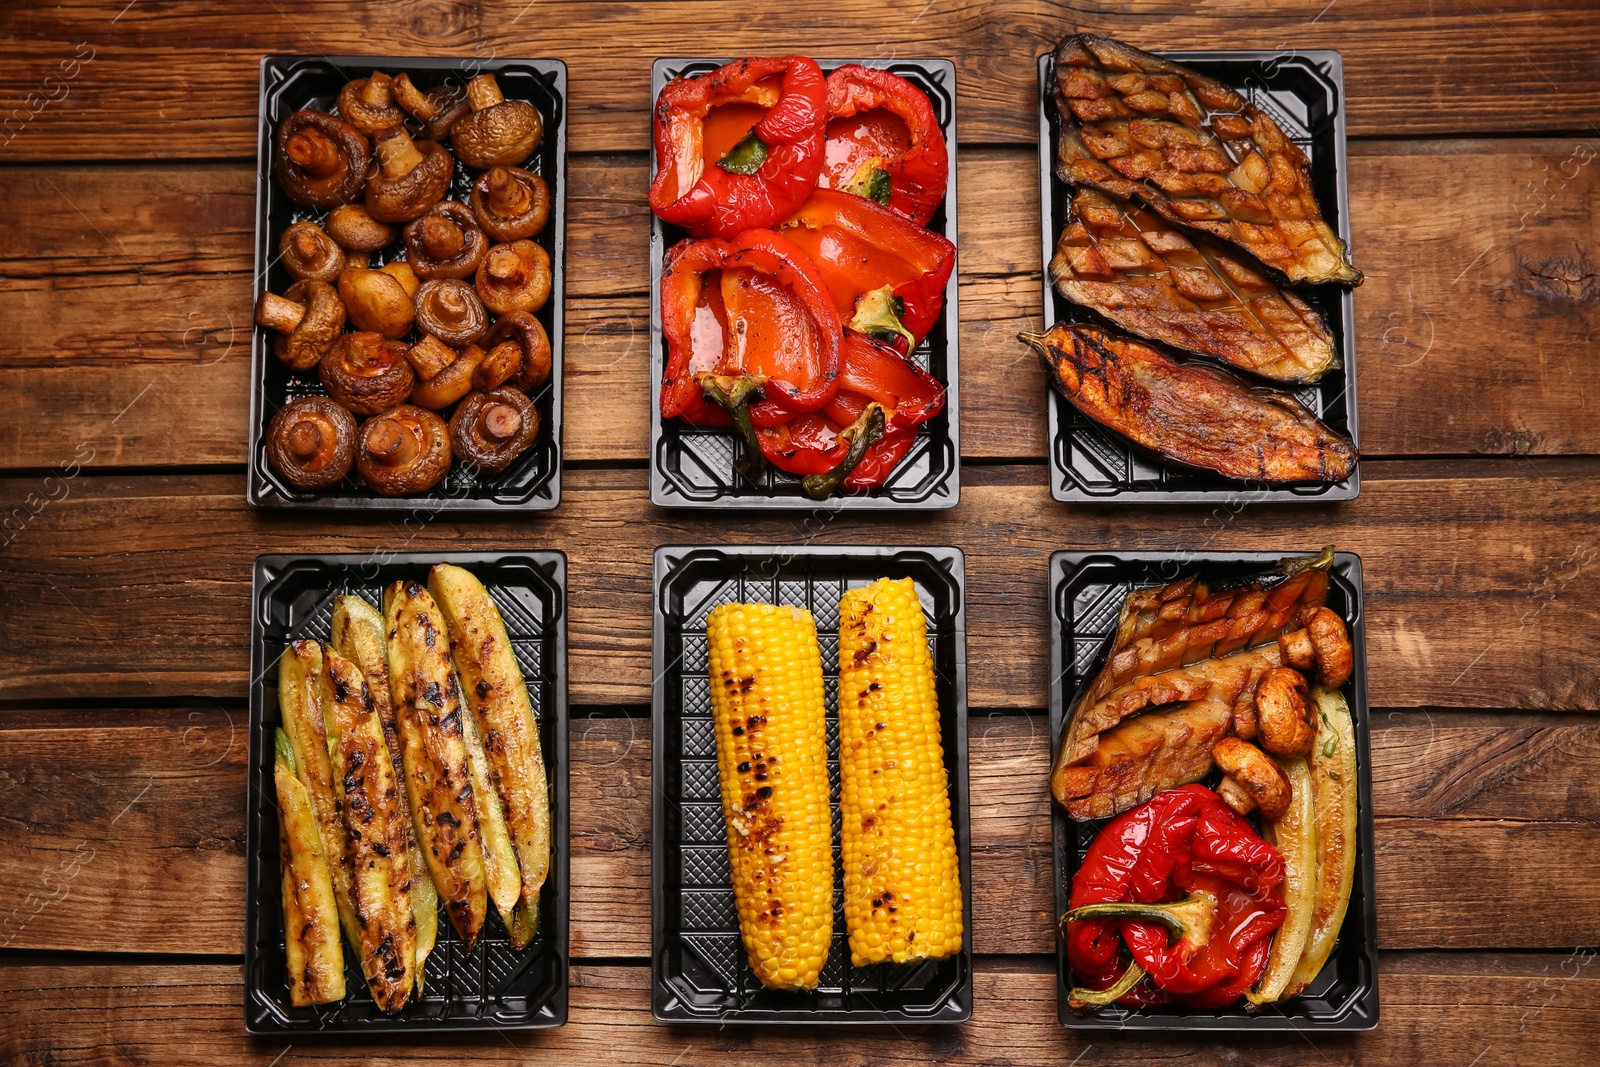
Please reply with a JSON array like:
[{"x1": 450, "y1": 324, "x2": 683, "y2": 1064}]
[
  {"x1": 1036, "y1": 50, "x2": 1360, "y2": 504},
  {"x1": 249, "y1": 56, "x2": 567, "y2": 511},
  {"x1": 1048, "y1": 550, "x2": 1378, "y2": 1031},
  {"x1": 651, "y1": 545, "x2": 972, "y2": 1022},
  {"x1": 649, "y1": 59, "x2": 960, "y2": 510},
  {"x1": 245, "y1": 551, "x2": 569, "y2": 1033}
]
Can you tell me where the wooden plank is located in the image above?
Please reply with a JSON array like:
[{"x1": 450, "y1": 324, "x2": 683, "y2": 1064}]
[
  {"x1": 3, "y1": 140, "x2": 1598, "y2": 469},
  {"x1": 2, "y1": 0, "x2": 1598, "y2": 162},
  {"x1": 2, "y1": 461, "x2": 1598, "y2": 709},
  {"x1": 3, "y1": 707, "x2": 1595, "y2": 957},
  {"x1": 0, "y1": 954, "x2": 1595, "y2": 1064}
]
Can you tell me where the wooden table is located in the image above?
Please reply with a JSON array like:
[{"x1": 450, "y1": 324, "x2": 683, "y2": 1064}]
[{"x1": 2, "y1": 2, "x2": 1597, "y2": 1063}]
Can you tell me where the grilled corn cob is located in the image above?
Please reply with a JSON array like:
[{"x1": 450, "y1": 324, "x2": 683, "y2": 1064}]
[
  {"x1": 274, "y1": 728, "x2": 345, "y2": 1006},
  {"x1": 332, "y1": 595, "x2": 439, "y2": 988},
  {"x1": 705, "y1": 602, "x2": 835, "y2": 991},
  {"x1": 836, "y1": 578, "x2": 963, "y2": 966}
]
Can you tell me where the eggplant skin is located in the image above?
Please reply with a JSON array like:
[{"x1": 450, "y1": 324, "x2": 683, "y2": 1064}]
[{"x1": 1026, "y1": 323, "x2": 1357, "y2": 485}]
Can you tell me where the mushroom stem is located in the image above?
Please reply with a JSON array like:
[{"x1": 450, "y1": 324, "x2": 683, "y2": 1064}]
[
  {"x1": 358, "y1": 71, "x2": 393, "y2": 107},
  {"x1": 290, "y1": 228, "x2": 325, "y2": 263},
  {"x1": 375, "y1": 128, "x2": 426, "y2": 178},
  {"x1": 286, "y1": 128, "x2": 343, "y2": 178},
  {"x1": 255, "y1": 292, "x2": 306, "y2": 333},
  {"x1": 285, "y1": 419, "x2": 324, "y2": 461},
  {"x1": 480, "y1": 402, "x2": 523, "y2": 442},
  {"x1": 483, "y1": 245, "x2": 528, "y2": 284},
  {"x1": 406, "y1": 334, "x2": 457, "y2": 379},
  {"x1": 485, "y1": 167, "x2": 531, "y2": 214},
  {"x1": 391, "y1": 73, "x2": 438, "y2": 120},
  {"x1": 420, "y1": 215, "x2": 466, "y2": 260},
  {"x1": 366, "y1": 418, "x2": 420, "y2": 468},
  {"x1": 466, "y1": 73, "x2": 505, "y2": 111}
]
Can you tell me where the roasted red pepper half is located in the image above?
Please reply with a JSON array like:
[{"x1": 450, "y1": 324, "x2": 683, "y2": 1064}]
[
  {"x1": 1063, "y1": 784, "x2": 1286, "y2": 1012},
  {"x1": 820, "y1": 64, "x2": 949, "y2": 226},
  {"x1": 650, "y1": 56, "x2": 829, "y2": 239},
  {"x1": 780, "y1": 188, "x2": 956, "y2": 352}
]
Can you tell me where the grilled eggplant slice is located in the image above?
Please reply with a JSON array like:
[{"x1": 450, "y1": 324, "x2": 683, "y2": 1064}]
[
  {"x1": 428, "y1": 563, "x2": 552, "y2": 949},
  {"x1": 1025, "y1": 323, "x2": 1357, "y2": 484},
  {"x1": 274, "y1": 728, "x2": 345, "y2": 1006},
  {"x1": 331, "y1": 595, "x2": 438, "y2": 988},
  {"x1": 323, "y1": 647, "x2": 417, "y2": 1013},
  {"x1": 1053, "y1": 701, "x2": 1234, "y2": 821},
  {"x1": 383, "y1": 580, "x2": 489, "y2": 950},
  {"x1": 1053, "y1": 34, "x2": 1360, "y2": 286},
  {"x1": 1051, "y1": 188, "x2": 1336, "y2": 383}
]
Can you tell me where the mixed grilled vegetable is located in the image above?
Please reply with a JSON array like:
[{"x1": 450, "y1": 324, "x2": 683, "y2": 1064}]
[
  {"x1": 704, "y1": 578, "x2": 963, "y2": 989},
  {"x1": 1057, "y1": 551, "x2": 1362, "y2": 1012},
  {"x1": 652, "y1": 56, "x2": 953, "y2": 498},
  {"x1": 271, "y1": 565, "x2": 552, "y2": 1012}
]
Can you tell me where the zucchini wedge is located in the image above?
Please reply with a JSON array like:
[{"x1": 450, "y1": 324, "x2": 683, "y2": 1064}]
[
  {"x1": 277, "y1": 641, "x2": 361, "y2": 950},
  {"x1": 1285, "y1": 687, "x2": 1359, "y2": 997},
  {"x1": 1249, "y1": 755, "x2": 1316, "y2": 1005},
  {"x1": 323, "y1": 647, "x2": 417, "y2": 1012},
  {"x1": 274, "y1": 728, "x2": 345, "y2": 1005},
  {"x1": 332, "y1": 595, "x2": 439, "y2": 988},
  {"x1": 429, "y1": 563, "x2": 551, "y2": 946},
  {"x1": 383, "y1": 579, "x2": 489, "y2": 950}
]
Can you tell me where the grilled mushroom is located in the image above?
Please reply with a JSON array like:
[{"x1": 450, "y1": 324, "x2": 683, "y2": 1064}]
[
  {"x1": 319, "y1": 332, "x2": 416, "y2": 416},
  {"x1": 379, "y1": 259, "x2": 420, "y2": 298},
  {"x1": 451, "y1": 74, "x2": 542, "y2": 169},
  {"x1": 326, "y1": 204, "x2": 398, "y2": 253},
  {"x1": 410, "y1": 342, "x2": 485, "y2": 409},
  {"x1": 366, "y1": 127, "x2": 454, "y2": 223},
  {"x1": 405, "y1": 334, "x2": 457, "y2": 380},
  {"x1": 470, "y1": 166, "x2": 550, "y2": 242},
  {"x1": 338, "y1": 267, "x2": 415, "y2": 338},
  {"x1": 337, "y1": 71, "x2": 405, "y2": 136},
  {"x1": 275, "y1": 109, "x2": 369, "y2": 209},
  {"x1": 1279, "y1": 607, "x2": 1354, "y2": 688},
  {"x1": 475, "y1": 239, "x2": 551, "y2": 316},
  {"x1": 357, "y1": 405, "x2": 452, "y2": 495},
  {"x1": 472, "y1": 340, "x2": 522, "y2": 391},
  {"x1": 1212, "y1": 737, "x2": 1291, "y2": 820},
  {"x1": 404, "y1": 200, "x2": 489, "y2": 279},
  {"x1": 279, "y1": 221, "x2": 346, "y2": 283},
  {"x1": 392, "y1": 74, "x2": 469, "y2": 143},
  {"x1": 450, "y1": 388, "x2": 538, "y2": 472},
  {"x1": 254, "y1": 279, "x2": 346, "y2": 371},
  {"x1": 414, "y1": 279, "x2": 487, "y2": 345},
  {"x1": 483, "y1": 309, "x2": 551, "y2": 391},
  {"x1": 266, "y1": 396, "x2": 356, "y2": 491},
  {"x1": 1255, "y1": 667, "x2": 1316, "y2": 758}
]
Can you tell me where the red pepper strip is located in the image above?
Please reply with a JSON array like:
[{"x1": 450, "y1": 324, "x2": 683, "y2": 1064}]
[
  {"x1": 659, "y1": 236, "x2": 735, "y2": 426},
  {"x1": 821, "y1": 333, "x2": 944, "y2": 430},
  {"x1": 1175, "y1": 932, "x2": 1271, "y2": 1009},
  {"x1": 650, "y1": 57, "x2": 828, "y2": 239},
  {"x1": 780, "y1": 188, "x2": 956, "y2": 351},
  {"x1": 821, "y1": 64, "x2": 949, "y2": 226}
]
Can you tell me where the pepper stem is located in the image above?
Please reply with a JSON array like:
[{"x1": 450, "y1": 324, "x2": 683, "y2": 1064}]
[
  {"x1": 1067, "y1": 958, "x2": 1146, "y2": 1015},
  {"x1": 1064, "y1": 890, "x2": 1219, "y2": 953},
  {"x1": 843, "y1": 158, "x2": 892, "y2": 207},
  {"x1": 718, "y1": 129, "x2": 769, "y2": 176},
  {"x1": 695, "y1": 373, "x2": 769, "y2": 484},
  {"x1": 849, "y1": 286, "x2": 916, "y2": 349},
  {"x1": 801, "y1": 403, "x2": 886, "y2": 501}
]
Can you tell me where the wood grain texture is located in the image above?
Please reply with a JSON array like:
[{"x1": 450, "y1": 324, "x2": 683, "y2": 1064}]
[
  {"x1": 0, "y1": 954, "x2": 1595, "y2": 1064},
  {"x1": 3, "y1": 462, "x2": 1598, "y2": 709},
  {"x1": 2, "y1": 0, "x2": 1598, "y2": 163},
  {"x1": 3, "y1": 141, "x2": 1598, "y2": 470},
  {"x1": 3, "y1": 707, "x2": 1595, "y2": 957}
]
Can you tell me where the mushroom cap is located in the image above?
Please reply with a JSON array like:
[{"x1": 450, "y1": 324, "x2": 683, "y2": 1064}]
[
  {"x1": 484, "y1": 309, "x2": 552, "y2": 391},
  {"x1": 1212, "y1": 737, "x2": 1292, "y2": 821},
  {"x1": 319, "y1": 331, "x2": 416, "y2": 416},
  {"x1": 338, "y1": 267, "x2": 416, "y2": 339},
  {"x1": 357, "y1": 405, "x2": 453, "y2": 495},
  {"x1": 404, "y1": 200, "x2": 489, "y2": 280},
  {"x1": 452, "y1": 92, "x2": 542, "y2": 169},
  {"x1": 470, "y1": 166, "x2": 551, "y2": 242},
  {"x1": 476, "y1": 239, "x2": 551, "y2": 316},
  {"x1": 275, "y1": 109, "x2": 369, "y2": 209},
  {"x1": 266, "y1": 396, "x2": 356, "y2": 491},
  {"x1": 1301, "y1": 607, "x2": 1354, "y2": 688},
  {"x1": 1255, "y1": 667, "x2": 1316, "y2": 758},
  {"x1": 337, "y1": 71, "x2": 405, "y2": 137},
  {"x1": 449, "y1": 387, "x2": 539, "y2": 473},
  {"x1": 279, "y1": 221, "x2": 346, "y2": 283},
  {"x1": 410, "y1": 343, "x2": 486, "y2": 410},
  {"x1": 365, "y1": 134, "x2": 454, "y2": 223},
  {"x1": 414, "y1": 278, "x2": 488, "y2": 346},
  {"x1": 274, "y1": 279, "x2": 346, "y2": 372},
  {"x1": 326, "y1": 204, "x2": 399, "y2": 252}
]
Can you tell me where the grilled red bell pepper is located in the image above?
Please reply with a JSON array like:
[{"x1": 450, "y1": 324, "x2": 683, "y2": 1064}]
[
  {"x1": 821, "y1": 64, "x2": 949, "y2": 226},
  {"x1": 650, "y1": 56, "x2": 829, "y2": 239},
  {"x1": 780, "y1": 188, "x2": 955, "y2": 352},
  {"x1": 1063, "y1": 784, "x2": 1286, "y2": 1012}
]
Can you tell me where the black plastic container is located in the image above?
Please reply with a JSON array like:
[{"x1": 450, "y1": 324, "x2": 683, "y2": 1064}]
[
  {"x1": 649, "y1": 59, "x2": 960, "y2": 510},
  {"x1": 250, "y1": 56, "x2": 567, "y2": 511},
  {"x1": 1048, "y1": 549, "x2": 1378, "y2": 1030},
  {"x1": 651, "y1": 545, "x2": 972, "y2": 1022},
  {"x1": 245, "y1": 551, "x2": 569, "y2": 1033},
  {"x1": 1036, "y1": 50, "x2": 1360, "y2": 504}
]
